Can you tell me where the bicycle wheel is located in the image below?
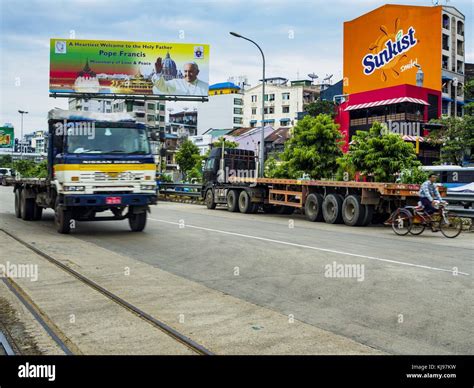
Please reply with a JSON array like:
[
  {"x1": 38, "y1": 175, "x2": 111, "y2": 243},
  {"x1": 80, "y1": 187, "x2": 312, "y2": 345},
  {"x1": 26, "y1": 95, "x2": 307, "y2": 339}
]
[
  {"x1": 409, "y1": 222, "x2": 425, "y2": 235},
  {"x1": 440, "y1": 216, "x2": 462, "y2": 238},
  {"x1": 391, "y1": 208, "x2": 412, "y2": 236}
]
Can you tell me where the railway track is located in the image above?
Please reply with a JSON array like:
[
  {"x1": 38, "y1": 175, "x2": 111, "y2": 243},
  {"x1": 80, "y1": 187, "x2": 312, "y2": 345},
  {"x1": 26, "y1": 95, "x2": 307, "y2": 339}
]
[{"x1": 0, "y1": 228, "x2": 214, "y2": 356}]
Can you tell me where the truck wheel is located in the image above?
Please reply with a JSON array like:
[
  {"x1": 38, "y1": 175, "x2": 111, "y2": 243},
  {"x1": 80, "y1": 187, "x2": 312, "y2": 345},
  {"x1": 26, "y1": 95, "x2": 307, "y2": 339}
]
[
  {"x1": 20, "y1": 191, "x2": 35, "y2": 221},
  {"x1": 129, "y1": 211, "x2": 147, "y2": 232},
  {"x1": 305, "y1": 193, "x2": 324, "y2": 222},
  {"x1": 238, "y1": 190, "x2": 256, "y2": 213},
  {"x1": 33, "y1": 204, "x2": 43, "y2": 221},
  {"x1": 227, "y1": 190, "x2": 239, "y2": 212},
  {"x1": 342, "y1": 195, "x2": 366, "y2": 226},
  {"x1": 361, "y1": 205, "x2": 374, "y2": 226},
  {"x1": 322, "y1": 194, "x2": 344, "y2": 224},
  {"x1": 14, "y1": 189, "x2": 22, "y2": 218},
  {"x1": 55, "y1": 205, "x2": 72, "y2": 234},
  {"x1": 205, "y1": 189, "x2": 216, "y2": 209}
]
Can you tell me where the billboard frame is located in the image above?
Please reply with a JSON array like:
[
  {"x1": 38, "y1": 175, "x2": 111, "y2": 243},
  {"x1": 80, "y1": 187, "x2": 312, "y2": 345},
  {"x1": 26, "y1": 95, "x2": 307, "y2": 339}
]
[{"x1": 49, "y1": 93, "x2": 208, "y2": 102}]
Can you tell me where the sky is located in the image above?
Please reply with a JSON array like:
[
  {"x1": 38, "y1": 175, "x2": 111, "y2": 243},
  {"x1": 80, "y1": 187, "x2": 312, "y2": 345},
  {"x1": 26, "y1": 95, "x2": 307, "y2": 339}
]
[{"x1": 0, "y1": 0, "x2": 473, "y2": 135}]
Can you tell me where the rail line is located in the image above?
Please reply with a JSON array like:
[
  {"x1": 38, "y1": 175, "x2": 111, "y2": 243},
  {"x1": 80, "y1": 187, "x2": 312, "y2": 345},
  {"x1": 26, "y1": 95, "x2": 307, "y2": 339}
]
[{"x1": 0, "y1": 228, "x2": 214, "y2": 356}]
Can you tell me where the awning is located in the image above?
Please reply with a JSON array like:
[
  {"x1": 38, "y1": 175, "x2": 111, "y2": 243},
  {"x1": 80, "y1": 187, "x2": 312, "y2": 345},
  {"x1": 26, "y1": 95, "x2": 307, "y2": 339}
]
[
  {"x1": 442, "y1": 75, "x2": 453, "y2": 81},
  {"x1": 456, "y1": 100, "x2": 465, "y2": 106},
  {"x1": 402, "y1": 135, "x2": 425, "y2": 142},
  {"x1": 280, "y1": 118, "x2": 291, "y2": 122},
  {"x1": 345, "y1": 97, "x2": 429, "y2": 111},
  {"x1": 263, "y1": 119, "x2": 275, "y2": 123},
  {"x1": 250, "y1": 120, "x2": 257, "y2": 124},
  {"x1": 442, "y1": 96, "x2": 453, "y2": 102}
]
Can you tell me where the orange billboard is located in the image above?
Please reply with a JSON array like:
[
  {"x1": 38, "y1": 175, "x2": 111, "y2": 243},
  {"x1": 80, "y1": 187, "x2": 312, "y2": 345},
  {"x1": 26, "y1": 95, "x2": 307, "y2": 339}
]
[{"x1": 343, "y1": 5, "x2": 442, "y2": 95}]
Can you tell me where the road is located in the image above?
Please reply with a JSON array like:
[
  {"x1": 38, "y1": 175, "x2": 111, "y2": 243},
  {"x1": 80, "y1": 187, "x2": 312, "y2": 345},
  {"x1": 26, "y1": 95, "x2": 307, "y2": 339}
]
[{"x1": 0, "y1": 186, "x2": 472, "y2": 354}]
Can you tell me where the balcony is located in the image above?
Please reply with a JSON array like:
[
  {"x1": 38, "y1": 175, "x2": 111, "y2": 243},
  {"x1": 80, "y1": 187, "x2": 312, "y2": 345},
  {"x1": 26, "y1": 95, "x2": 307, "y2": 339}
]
[{"x1": 350, "y1": 113, "x2": 423, "y2": 127}]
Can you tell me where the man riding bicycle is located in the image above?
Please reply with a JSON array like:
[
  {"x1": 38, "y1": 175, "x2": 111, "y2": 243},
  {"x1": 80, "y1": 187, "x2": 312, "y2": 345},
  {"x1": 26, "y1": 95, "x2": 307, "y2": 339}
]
[{"x1": 419, "y1": 173, "x2": 443, "y2": 215}]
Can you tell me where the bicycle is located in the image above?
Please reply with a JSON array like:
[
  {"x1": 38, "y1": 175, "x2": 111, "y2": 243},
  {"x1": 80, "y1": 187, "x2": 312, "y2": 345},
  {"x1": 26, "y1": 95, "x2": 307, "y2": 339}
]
[{"x1": 390, "y1": 201, "x2": 463, "y2": 238}]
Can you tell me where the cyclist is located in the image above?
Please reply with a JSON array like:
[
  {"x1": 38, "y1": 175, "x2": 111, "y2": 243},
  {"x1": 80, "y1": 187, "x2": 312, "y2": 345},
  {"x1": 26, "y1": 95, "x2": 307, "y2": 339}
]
[{"x1": 419, "y1": 173, "x2": 442, "y2": 216}]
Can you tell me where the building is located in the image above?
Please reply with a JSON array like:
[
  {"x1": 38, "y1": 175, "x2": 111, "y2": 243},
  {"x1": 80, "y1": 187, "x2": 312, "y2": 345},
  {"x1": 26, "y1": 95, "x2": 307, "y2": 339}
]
[
  {"x1": 264, "y1": 127, "x2": 291, "y2": 156},
  {"x1": 189, "y1": 128, "x2": 233, "y2": 156},
  {"x1": 224, "y1": 126, "x2": 275, "y2": 155},
  {"x1": 168, "y1": 110, "x2": 198, "y2": 137},
  {"x1": 243, "y1": 77, "x2": 320, "y2": 128},
  {"x1": 337, "y1": 4, "x2": 466, "y2": 162},
  {"x1": 68, "y1": 98, "x2": 166, "y2": 131},
  {"x1": 196, "y1": 82, "x2": 244, "y2": 135},
  {"x1": 30, "y1": 131, "x2": 48, "y2": 154}
]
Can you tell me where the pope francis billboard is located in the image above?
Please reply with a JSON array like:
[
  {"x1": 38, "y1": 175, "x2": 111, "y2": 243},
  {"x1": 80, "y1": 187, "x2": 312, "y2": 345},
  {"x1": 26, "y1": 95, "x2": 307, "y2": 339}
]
[{"x1": 50, "y1": 39, "x2": 210, "y2": 97}]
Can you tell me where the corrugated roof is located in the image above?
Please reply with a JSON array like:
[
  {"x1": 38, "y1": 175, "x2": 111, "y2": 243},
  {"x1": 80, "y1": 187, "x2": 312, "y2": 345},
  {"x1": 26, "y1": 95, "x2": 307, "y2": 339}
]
[{"x1": 209, "y1": 82, "x2": 241, "y2": 91}]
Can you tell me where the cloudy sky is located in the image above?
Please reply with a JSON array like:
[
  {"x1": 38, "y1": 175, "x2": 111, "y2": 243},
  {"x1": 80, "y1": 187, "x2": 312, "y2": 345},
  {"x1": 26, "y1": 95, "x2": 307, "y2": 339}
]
[{"x1": 0, "y1": 0, "x2": 472, "y2": 134}]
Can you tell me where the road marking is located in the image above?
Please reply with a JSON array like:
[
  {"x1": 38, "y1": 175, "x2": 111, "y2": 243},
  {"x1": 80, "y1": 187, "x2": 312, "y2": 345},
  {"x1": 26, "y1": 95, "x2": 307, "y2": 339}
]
[{"x1": 149, "y1": 218, "x2": 470, "y2": 276}]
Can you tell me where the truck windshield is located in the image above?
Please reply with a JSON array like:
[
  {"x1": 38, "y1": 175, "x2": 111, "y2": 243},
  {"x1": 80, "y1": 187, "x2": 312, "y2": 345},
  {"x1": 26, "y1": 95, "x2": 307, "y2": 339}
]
[{"x1": 66, "y1": 127, "x2": 150, "y2": 155}]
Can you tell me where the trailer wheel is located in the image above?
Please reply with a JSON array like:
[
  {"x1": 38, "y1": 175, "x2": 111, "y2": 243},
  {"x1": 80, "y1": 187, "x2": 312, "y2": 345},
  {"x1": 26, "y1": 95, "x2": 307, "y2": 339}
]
[
  {"x1": 20, "y1": 190, "x2": 35, "y2": 221},
  {"x1": 227, "y1": 190, "x2": 239, "y2": 212},
  {"x1": 14, "y1": 188, "x2": 22, "y2": 218},
  {"x1": 322, "y1": 194, "x2": 344, "y2": 224},
  {"x1": 342, "y1": 195, "x2": 366, "y2": 226},
  {"x1": 33, "y1": 204, "x2": 43, "y2": 221},
  {"x1": 129, "y1": 210, "x2": 147, "y2": 232},
  {"x1": 205, "y1": 189, "x2": 216, "y2": 209},
  {"x1": 361, "y1": 205, "x2": 374, "y2": 226},
  {"x1": 305, "y1": 193, "x2": 324, "y2": 222},
  {"x1": 238, "y1": 190, "x2": 256, "y2": 213},
  {"x1": 55, "y1": 204, "x2": 72, "y2": 234}
]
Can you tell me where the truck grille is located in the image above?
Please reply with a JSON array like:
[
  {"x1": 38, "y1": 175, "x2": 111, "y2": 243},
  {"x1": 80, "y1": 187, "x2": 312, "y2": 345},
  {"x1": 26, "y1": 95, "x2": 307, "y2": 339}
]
[{"x1": 80, "y1": 172, "x2": 144, "y2": 181}]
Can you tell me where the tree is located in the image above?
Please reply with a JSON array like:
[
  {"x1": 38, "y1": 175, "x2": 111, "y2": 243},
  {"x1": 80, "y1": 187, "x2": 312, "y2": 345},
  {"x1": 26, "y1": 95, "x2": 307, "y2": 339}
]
[
  {"x1": 305, "y1": 100, "x2": 336, "y2": 118},
  {"x1": 176, "y1": 140, "x2": 201, "y2": 181},
  {"x1": 428, "y1": 115, "x2": 474, "y2": 166},
  {"x1": 0, "y1": 155, "x2": 13, "y2": 168},
  {"x1": 338, "y1": 122, "x2": 421, "y2": 182},
  {"x1": 212, "y1": 137, "x2": 238, "y2": 149},
  {"x1": 269, "y1": 114, "x2": 343, "y2": 179},
  {"x1": 465, "y1": 80, "x2": 474, "y2": 115},
  {"x1": 12, "y1": 159, "x2": 47, "y2": 178}
]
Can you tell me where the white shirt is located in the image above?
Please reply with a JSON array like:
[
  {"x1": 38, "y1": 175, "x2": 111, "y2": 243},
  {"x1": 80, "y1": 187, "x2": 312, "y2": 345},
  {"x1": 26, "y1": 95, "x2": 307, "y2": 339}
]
[{"x1": 151, "y1": 73, "x2": 208, "y2": 96}]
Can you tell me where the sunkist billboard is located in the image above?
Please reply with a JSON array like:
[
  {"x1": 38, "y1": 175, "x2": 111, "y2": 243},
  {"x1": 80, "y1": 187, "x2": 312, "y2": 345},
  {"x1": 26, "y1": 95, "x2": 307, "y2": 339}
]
[
  {"x1": 50, "y1": 39, "x2": 210, "y2": 97},
  {"x1": 0, "y1": 127, "x2": 14, "y2": 149},
  {"x1": 343, "y1": 5, "x2": 442, "y2": 95}
]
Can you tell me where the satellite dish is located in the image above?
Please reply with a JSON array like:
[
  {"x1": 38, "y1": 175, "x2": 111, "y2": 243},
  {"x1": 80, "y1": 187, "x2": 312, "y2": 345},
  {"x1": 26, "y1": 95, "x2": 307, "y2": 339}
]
[
  {"x1": 308, "y1": 73, "x2": 318, "y2": 80},
  {"x1": 432, "y1": 0, "x2": 439, "y2": 4},
  {"x1": 324, "y1": 74, "x2": 333, "y2": 81}
]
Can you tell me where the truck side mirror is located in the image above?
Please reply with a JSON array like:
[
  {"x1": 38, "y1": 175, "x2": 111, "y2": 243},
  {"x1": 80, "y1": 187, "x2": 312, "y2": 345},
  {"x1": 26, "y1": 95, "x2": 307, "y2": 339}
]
[{"x1": 149, "y1": 131, "x2": 158, "y2": 141}]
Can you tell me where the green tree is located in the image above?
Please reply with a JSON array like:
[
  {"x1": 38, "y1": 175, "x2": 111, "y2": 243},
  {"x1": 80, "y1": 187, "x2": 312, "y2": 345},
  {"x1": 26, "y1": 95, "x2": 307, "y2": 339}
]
[
  {"x1": 12, "y1": 159, "x2": 47, "y2": 178},
  {"x1": 176, "y1": 140, "x2": 201, "y2": 181},
  {"x1": 270, "y1": 114, "x2": 343, "y2": 179},
  {"x1": 465, "y1": 80, "x2": 474, "y2": 115},
  {"x1": 212, "y1": 137, "x2": 238, "y2": 149},
  {"x1": 399, "y1": 166, "x2": 429, "y2": 184},
  {"x1": 305, "y1": 100, "x2": 336, "y2": 118},
  {"x1": 428, "y1": 115, "x2": 474, "y2": 166},
  {"x1": 338, "y1": 122, "x2": 421, "y2": 182},
  {"x1": 0, "y1": 155, "x2": 13, "y2": 168}
]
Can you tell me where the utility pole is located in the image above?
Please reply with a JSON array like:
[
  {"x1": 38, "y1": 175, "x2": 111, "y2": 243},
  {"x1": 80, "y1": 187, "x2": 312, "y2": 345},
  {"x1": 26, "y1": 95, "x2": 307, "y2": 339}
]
[{"x1": 18, "y1": 110, "x2": 28, "y2": 160}]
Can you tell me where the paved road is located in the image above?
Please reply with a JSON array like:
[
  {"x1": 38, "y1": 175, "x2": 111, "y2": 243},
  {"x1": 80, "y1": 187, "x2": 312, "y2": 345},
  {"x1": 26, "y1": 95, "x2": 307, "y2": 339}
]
[{"x1": 0, "y1": 186, "x2": 472, "y2": 354}]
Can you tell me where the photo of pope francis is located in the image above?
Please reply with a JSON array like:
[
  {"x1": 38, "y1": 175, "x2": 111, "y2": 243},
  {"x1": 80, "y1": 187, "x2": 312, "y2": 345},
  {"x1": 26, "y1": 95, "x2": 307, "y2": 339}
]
[{"x1": 152, "y1": 59, "x2": 208, "y2": 96}]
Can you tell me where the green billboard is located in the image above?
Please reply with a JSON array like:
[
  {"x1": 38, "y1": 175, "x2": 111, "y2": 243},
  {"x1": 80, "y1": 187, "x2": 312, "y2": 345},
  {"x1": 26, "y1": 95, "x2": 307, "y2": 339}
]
[{"x1": 0, "y1": 127, "x2": 14, "y2": 148}]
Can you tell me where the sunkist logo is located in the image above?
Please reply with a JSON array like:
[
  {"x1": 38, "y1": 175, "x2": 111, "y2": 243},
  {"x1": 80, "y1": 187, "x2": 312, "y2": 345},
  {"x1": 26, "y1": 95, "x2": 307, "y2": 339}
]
[{"x1": 362, "y1": 20, "x2": 418, "y2": 79}]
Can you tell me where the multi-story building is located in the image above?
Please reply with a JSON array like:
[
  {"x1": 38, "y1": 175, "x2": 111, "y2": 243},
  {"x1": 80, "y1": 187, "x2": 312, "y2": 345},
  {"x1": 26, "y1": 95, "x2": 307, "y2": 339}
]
[
  {"x1": 169, "y1": 110, "x2": 198, "y2": 137},
  {"x1": 196, "y1": 82, "x2": 244, "y2": 135},
  {"x1": 68, "y1": 98, "x2": 166, "y2": 131},
  {"x1": 30, "y1": 130, "x2": 48, "y2": 154},
  {"x1": 337, "y1": 4, "x2": 466, "y2": 163},
  {"x1": 243, "y1": 77, "x2": 320, "y2": 128}
]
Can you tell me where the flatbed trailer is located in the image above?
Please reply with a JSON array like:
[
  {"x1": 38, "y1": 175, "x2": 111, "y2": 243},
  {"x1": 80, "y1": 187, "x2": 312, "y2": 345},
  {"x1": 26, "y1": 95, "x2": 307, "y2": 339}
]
[{"x1": 201, "y1": 148, "x2": 446, "y2": 226}]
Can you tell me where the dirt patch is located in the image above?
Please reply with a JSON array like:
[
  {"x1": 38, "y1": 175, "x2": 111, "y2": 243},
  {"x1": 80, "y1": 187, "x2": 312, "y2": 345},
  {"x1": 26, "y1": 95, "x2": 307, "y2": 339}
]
[{"x1": 0, "y1": 296, "x2": 44, "y2": 355}]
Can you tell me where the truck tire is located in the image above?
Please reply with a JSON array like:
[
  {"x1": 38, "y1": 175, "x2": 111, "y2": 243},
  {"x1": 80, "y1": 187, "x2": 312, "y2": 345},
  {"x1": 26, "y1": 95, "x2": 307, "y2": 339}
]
[
  {"x1": 32, "y1": 204, "x2": 43, "y2": 221},
  {"x1": 129, "y1": 211, "x2": 147, "y2": 232},
  {"x1": 20, "y1": 190, "x2": 35, "y2": 221},
  {"x1": 361, "y1": 205, "x2": 374, "y2": 226},
  {"x1": 14, "y1": 189, "x2": 22, "y2": 218},
  {"x1": 55, "y1": 204, "x2": 72, "y2": 234},
  {"x1": 238, "y1": 190, "x2": 256, "y2": 213},
  {"x1": 227, "y1": 190, "x2": 239, "y2": 212},
  {"x1": 305, "y1": 193, "x2": 324, "y2": 222},
  {"x1": 322, "y1": 194, "x2": 344, "y2": 224},
  {"x1": 342, "y1": 195, "x2": 366, "y2": 226},
  {"x1": 205, "y1": 189, "x2": 216, "y2": 210}
]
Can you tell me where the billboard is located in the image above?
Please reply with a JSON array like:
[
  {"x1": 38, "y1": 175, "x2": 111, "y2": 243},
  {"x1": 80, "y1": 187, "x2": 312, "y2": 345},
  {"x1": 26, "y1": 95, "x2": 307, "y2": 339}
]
[
  {"x1": 343, "y1": 5, "x2": 442, "y2": 95},
  {"x1": 50, "y1": 39, "x2": 209, "y2": 97},
  {"x1": 0, "y1": 127, "x2": 14, "y2": 148}
]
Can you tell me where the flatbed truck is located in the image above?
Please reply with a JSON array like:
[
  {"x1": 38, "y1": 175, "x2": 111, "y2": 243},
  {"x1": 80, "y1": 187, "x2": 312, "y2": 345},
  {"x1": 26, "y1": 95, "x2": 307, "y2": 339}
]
[
  {"x1": 13, "y1": 109, "x2": 157, "y2": 233},
  {"x1": 201, "y1": 148, "x2": 446, "y2": 226}
]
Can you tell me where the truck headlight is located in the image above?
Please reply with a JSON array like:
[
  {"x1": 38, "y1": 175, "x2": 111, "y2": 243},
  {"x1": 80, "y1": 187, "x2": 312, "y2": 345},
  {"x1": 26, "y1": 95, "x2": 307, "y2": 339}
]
[{"x1": 140, "y1": 184, "x2": 156, "y2": 190}]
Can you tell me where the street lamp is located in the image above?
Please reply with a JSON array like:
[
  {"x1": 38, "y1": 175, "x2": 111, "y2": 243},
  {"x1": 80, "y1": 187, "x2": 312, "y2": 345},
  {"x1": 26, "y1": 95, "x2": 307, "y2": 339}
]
[
  {"x1": 18, "y1": 110, "x2": 28, "y2": 159},
  {"x1": 230, "y1": 32, "x2": 266, "y2": 177}
]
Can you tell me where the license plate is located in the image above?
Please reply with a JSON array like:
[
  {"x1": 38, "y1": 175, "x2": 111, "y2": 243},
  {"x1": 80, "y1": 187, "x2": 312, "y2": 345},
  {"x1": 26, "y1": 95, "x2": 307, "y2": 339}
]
[{"x1": 106, "y1": 196, "x2": 122, "y2": 205}]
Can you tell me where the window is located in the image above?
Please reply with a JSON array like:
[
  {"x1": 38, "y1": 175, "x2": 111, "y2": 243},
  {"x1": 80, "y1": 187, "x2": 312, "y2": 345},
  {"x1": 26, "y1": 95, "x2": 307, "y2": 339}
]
[
  {"x1": 251, "y1": 95, "x2": 257, "y2": 103},
  {"x1": 282, "y1": 92, "x2": 290, "y2": 101},
  {"x1": 233, "y1": 117, "x2": 243, "y2": 124},
  {"x1": 264, "y1": 107, "x2": 275, "y2": 114},
  {"x1": 457, "y1": 21, "x2": 464, "y2": 36},
  {"x1": 106, "y1": 109, "x2": 112, "y2": 113},
  {"x1": 457, "y1": 40, "x2": 464, "y2": 56},
  {"x1": 282, "y1": 106, "x2": 290, "y2": 113},
  {"x1": 264, "y1": 94, "x2": 275, "y2": 102},
  {"x1": 234, "y1": 107, "x2": 243, "y2": 115},
  {"x1": 442, "y1": 34, "x2": 449, "y2": 51},
  {"x1": 159, "y1": 104, "x2": 166, "y2": 111},
  {"x1": 147, "y1": 115, "x2": 155, "y2": 122},
  {"x1": 251, "y1": 107, "x2": 257, "y2": 115},
  {"x1": 147, "y1": 103, "x2": 155, "y2": 110},
  {"x1": 457, "y1": 60, "x2": 464, "y2": 74},
  {"x1": 160, "y1": 115, "x2": 165, "y2": 122},
  {"x1": 442, "y1": 14, "x2": 450, "y2": 30},
  {"x1": 234, "y1": 98, "x2": 243, "y2": 105},
  {"x1": 83, "y1": 107, "x2": 89, "y2": 111},
  {"x1": 442, "y1": 55, "x2": 449, "y2": 70}
]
